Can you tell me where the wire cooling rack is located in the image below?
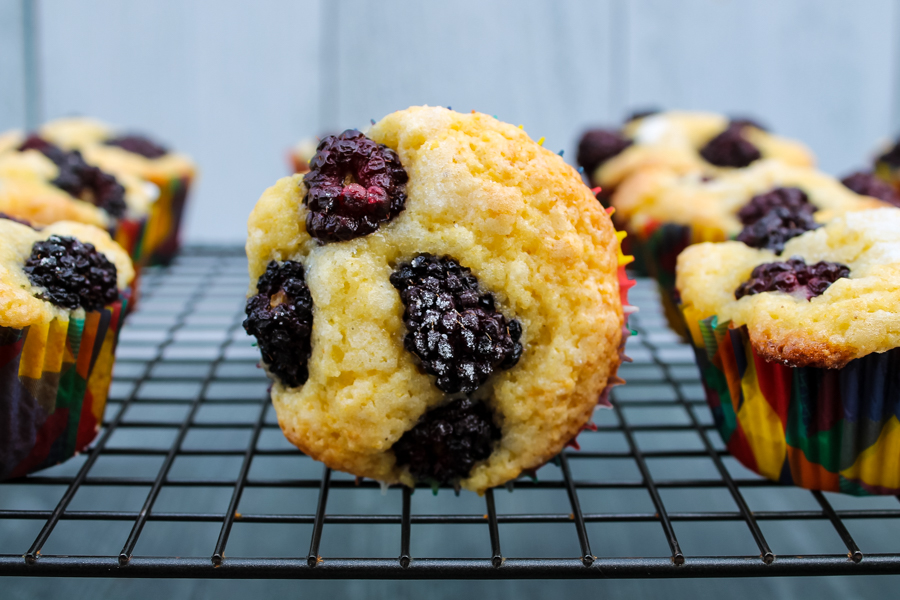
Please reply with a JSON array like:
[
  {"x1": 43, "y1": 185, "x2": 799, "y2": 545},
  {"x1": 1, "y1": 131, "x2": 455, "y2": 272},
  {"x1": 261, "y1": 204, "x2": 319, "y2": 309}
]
[{"x1": 1, "y1": 247, "x2": 900, "y2": 580}]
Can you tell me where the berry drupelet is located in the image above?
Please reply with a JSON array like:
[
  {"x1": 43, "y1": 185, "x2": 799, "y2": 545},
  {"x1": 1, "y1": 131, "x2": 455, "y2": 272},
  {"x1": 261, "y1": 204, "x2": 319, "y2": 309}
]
[
  {"x1": 841, "y1": 171, "x2": 900, "y2": 207},
  {"x1": 576, "y1": 129, "x2": 632, "y2": 178},
  {"x1": 392, "y1": 397, "x2": 499, "y2": 485},
  {"x1": 243, "y1": 261, "x2": 314, "y2": 388},
  {"x1": 105, "y1": 134, "x2": 169, "y2": 159},
  {"x1": 391, "y1": 254, "x2": 523, "y2": 395},
  {"x1": 735, "y1": 257, "x2": 850, "y2": 301},
  {"x1": 302, "y1": 130, "x2": 408, "y2": 243},
  {"x1": 23, "y1": 235, "x2": 118, "y2": 311},
  {"x1": 699, "y1": 122, "x2": 762, "y2": 168},
  {"x1": 735, "y1": 187, "x2": 820, "y2": 254},
  {"x1": 18, "y1": 135, "x2": 127, "y2": 218}
]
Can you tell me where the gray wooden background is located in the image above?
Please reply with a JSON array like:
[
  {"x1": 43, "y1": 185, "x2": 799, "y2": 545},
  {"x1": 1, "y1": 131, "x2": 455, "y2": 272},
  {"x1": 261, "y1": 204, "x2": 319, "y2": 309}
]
[{"x1": 1, "y1": 0, "x2": 899, "y2": 243}]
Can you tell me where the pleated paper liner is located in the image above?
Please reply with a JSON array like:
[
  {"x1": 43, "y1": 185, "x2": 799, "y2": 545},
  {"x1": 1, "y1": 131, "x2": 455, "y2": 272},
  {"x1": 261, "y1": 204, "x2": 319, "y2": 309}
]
[
  {"x1": 682, "y1": 306, "x2": 900, "y2": 495},
  {"x1": 636, "y1": 220, "x2": 728, "y2": 340},
  {"x1": 143, "y1": 174, "x2": 193, "y2": 266},
  {"x1": 0, "y1": 296, "x2": 128, "y2": 480}
]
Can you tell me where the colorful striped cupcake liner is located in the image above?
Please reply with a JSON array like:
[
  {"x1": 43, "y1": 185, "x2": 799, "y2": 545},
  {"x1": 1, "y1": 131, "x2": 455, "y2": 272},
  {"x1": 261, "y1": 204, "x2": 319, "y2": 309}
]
[
  {"x1": 144, "y1": 174, "x2": 192, "y2": 266},
  {"x1": 0, "y1": 296, "x2": 127, "y2": 480},
  {"x1": 683, "y1": 308, "x2": 900, "y2": 496}
]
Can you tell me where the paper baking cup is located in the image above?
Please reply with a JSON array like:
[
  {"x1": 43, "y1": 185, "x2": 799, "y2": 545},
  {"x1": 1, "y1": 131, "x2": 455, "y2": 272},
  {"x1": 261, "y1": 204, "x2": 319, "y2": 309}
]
[
  {"x1": 110, "y1": 215, "x2": 148, "y2": 267},
  {"x1": 0, "y1": 297, "x2": 127, "y2": 480},
  {"x1": 144, "y1": 175, "x2": 192, "y2": 265},
  {"x1": 638, "y1": 220, "x2": 727, "y2": 340},
  {"x1": 683, "y1": 308, "x2": 900, "y2": 495}
]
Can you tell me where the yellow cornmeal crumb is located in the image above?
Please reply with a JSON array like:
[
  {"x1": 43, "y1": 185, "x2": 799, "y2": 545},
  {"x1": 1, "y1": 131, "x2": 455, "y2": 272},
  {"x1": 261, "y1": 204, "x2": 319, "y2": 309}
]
[
  {"x1": 0, "y1": 148, "x2": 153, "y2": 220},
  {"x1": 613, "y1": 161, "x2": 885, "y2": 236},
  {"x1": 677, "y1": 208, "x2": 900, "y2": 368},
  {"x1": 246, "y1": 106, "x2": 624, "y2": 493},
  {"x1": 595, "y1": 110, "x2": 815, "y2": 190},
  {"x1": 39, "y1": 117, "x2": 112, "y2": 150},
  {"x1": 0, "y1": 219, "x2": 134, "y2": 329}
]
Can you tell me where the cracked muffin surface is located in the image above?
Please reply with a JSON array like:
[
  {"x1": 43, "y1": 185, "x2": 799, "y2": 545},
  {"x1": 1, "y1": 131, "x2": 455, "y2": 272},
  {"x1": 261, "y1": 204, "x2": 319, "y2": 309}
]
[
  {"x1": 246, "y1": 106, "x2": 624, "y2": 492},
  {"x1": 677, "y1": 207, "x2": 900, "y2": 369}
]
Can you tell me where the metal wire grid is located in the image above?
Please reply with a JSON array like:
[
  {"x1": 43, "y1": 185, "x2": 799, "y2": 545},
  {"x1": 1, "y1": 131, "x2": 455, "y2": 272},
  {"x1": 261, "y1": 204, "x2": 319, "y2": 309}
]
[{"x1": 1, "y1": 248, "x2": 900, "y2": 580}]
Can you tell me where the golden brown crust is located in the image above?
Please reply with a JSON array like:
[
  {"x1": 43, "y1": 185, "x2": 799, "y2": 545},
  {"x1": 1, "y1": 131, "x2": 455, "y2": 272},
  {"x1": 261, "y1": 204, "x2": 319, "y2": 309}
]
[
  {"x1": 677, "y1": 209, "x2": 900, "y2": 368},
  {"x1": 596, "y1": 111, "x2": 815, "y2": 191},
  {"x1": 247, "y1": 106, "x2": 624, "y2": 493}
]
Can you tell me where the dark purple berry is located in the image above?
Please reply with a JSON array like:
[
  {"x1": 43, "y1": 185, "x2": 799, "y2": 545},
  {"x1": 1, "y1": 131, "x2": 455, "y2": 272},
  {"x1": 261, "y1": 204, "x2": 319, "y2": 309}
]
[
  {"x1": 391, "y1": 254, "x2": 523, "y2": 395},
  {"x1": 23, "y1": 235, "x2": 118, "y2": 311},
  {"x1": 735, "y1": 257, "x2": 850, "y2": 301},
  {"x1": 736, "y1": 207, "x2": 820, "y2": 254},
  {"x1": 737, "y1": 187, "x2": 815, "y2": 225},
  {"x1": 877, "y1": 139, "x2": 900, "y2": 169},
  {"x1": 728, "y1": 117, "x2": 768, "y2": 132},
  {"x1": 302, "y1": 130, "x2": 408, "y2": 243},
  {"x1": 841, "y1": 171, "x2": 900, "y2": 207},
  {"x1": 243, "y1": 261, "x2": 314, "y2": 388},
  {"x1": 392, "y1": 397, "x2": 499, "y2": 485},
  {"x1": 0, "y1": 212, "x2": 36, "y2": 228},
  {"x1": 624, "y1": 108, "x2": 661, "y2": 123},
  {"x1": 576, "y1": 129, "x2": 632, "y2": 178},
  {"x1": 699, "y1": 123, "x2": 762, "y2": 168},
  {"x1": 105, "y1": 134, "x2": 169, "y2": 159},
  {"x1": 19, "y1": 135, "x2": 127, "y2": 218}
]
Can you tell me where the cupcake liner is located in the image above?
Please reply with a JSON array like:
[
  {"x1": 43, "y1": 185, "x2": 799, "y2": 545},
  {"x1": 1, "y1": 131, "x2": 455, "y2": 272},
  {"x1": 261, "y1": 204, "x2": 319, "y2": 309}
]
[
  {"x1": 683, "y1": 308, "x2": 900, "y2": 495},
  {"x1": 144, "y1": 175, "x2": 192, "y2": 265},
  {"x1": 0, "y1": 296, "x2": 127, "y2": 480},
  {"x1": 638, "y1": 220, "x2": 727, "y2": 340},
  {"x1": 110, "y1": 215, "x2": 148, "y2": 267}
]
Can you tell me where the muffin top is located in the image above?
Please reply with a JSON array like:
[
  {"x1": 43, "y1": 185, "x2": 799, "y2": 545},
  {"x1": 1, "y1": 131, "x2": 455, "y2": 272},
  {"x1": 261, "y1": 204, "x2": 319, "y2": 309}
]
[
  {"x1": 581, "y1": 110, "x2": 814, "y2": 190},
  {"x1": 677, "y1": 207, "x2": 900, "y2": 368},
  {"x1": 0, "y1": 146, "x2": 154, "y2": 221},
  {"x1": 0, "y1": 218, "x2": 134, "y2": 329},
  {"x1": 614, "y1": 160, "x2": 886, "y2": 237},
  {"x1": 246, "y1": 106, "x2": 625, "y2": 492}
]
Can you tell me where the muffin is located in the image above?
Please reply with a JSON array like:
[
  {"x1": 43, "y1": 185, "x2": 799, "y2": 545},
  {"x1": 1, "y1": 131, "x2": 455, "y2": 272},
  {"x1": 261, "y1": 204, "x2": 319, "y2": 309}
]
[
  {"x1": 874, "y1": 137, "x2": 900, "y2": 195},
  {"x1": 0, "y1": 134, "x2": 155, "y2": 266},
  {"x1": 37, "y1": 118, "x2": 197, "y2": 265},
  {"x1": 0, "y1": 217, "x2": 133, "y2": 480},
  {"x1": 244, "y1": 106, "x2": 628, "y2": 493},
  {"x1": 288, "y1": 136, "x2": 320, "y2": 175},
  {"x1": 677, "y1": 207, "x2": 900, "y2": 494},
  {"x1": 615, "y1": 162, "x2": 887, "y2": 338}
]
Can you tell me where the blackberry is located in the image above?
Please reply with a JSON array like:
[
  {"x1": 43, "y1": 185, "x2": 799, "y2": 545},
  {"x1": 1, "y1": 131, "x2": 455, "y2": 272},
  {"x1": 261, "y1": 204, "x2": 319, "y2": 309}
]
[
  {"x1": 841, "y1": 171, "x2": 900, "y2": 207},
  {"x1": 105, "y1": 134, "x2": 169, "y2": 159},
  {"x1": 18, "y1": 135, "x2": 127, "y2": 218},
  {"x1": 878, "y1": 139, "x2": 900, "y2": 169},
  {"x1": 0, "y1": 212, "x2": 35, "y2": 228},
  {"x1": 728, "y1": 117, "x2": 768, "y2": 132},
  {"x1": 243, "y1": 261, "x2": 314, "y2": 388},
  {"x1": 390, "y1": 254, "x2": 523, "y2": 395},
  {"x1": 736, "y1": 207, "x2": 819, "y2": 254},
  {"x1": 624, "y1": 108, "x2": 660, "y2": 123},
  {"x1": 576, "y1": 129, "x2": 632, "y2": 179},
  {"x1": 737, "y1": 187, "x2": 815, "y2": 225},
  {"x1": 23, "y1": 235, "x2": 118, "y2": 311},
  {"x1": 302, "y1": 130, "x2": 408, "y2": 243},
  {"x1": 699, "y1": 123, "x2": 762, "y2": 168},
  {"x1": 392, "y1": 397, "x2": 499, "y2": 485},
  {"x1": 735, "y1": 257, "x2": 850, "y2": 301}
]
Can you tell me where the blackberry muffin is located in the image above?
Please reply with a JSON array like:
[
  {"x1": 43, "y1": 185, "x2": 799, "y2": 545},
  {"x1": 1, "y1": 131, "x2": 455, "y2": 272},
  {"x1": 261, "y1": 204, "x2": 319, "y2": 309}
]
[
  {"x1": 35, "y1": 118, "x2": 197, "y2": 265},
  {"x1": 245, "y1": 106, "x2": 627, "y2": 493},
  {"x1": 874, "y1": 137, "x2": 900, "y2": 195},
  {"x1": 612, "y1": 161, "x2": 885, "y2": 337},
  {"x1": 0, "y1": 217, "x2": 133, "y2": 480},
  {"x1": 0, "y1": 135, "x2": 155, "y2": 265},
  {"x1": 578, "y1": 111, "x2": 814, "y2": 193},
  {"x1": 677, "y1": 207, "x2": 900, "y2": 494}
]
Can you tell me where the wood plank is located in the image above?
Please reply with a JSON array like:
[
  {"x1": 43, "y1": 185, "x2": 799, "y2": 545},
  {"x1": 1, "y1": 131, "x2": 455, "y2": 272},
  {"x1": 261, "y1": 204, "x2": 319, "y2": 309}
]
[{"x1": 624, "y1": 0, "x2": 897, "y2": 174}]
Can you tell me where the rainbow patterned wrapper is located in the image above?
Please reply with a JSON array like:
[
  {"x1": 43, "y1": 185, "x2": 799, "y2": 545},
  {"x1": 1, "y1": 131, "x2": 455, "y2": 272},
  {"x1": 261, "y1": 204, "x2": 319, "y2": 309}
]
[
  {"x1": 683, "y1": 308, "x2": 900, "y2": 496},
  {"x1": 143, "y1": 175, "x2": 192, "y2": 266},
  {"x1": 637, "y1": 220, "x2": 728, "y2": 340},
  {"x1": 0, "y1": 297, "x2": 127, "y2": 480},
  {"x1": 110, "y1": 215, "x2": 148, "y2": 268}
]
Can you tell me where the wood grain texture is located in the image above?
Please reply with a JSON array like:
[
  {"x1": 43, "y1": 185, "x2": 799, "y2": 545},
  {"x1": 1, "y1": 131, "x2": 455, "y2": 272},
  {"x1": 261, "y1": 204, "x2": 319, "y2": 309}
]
[
  {"x1": 38, "y1": 0, "x2": 323, "y2": 243},
  {"x1": 0, "y1": 0, "x2": 26, "y2": 132},
  {"x1": 624, "y1": 0, "x2": 897, "y2": 174}
]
